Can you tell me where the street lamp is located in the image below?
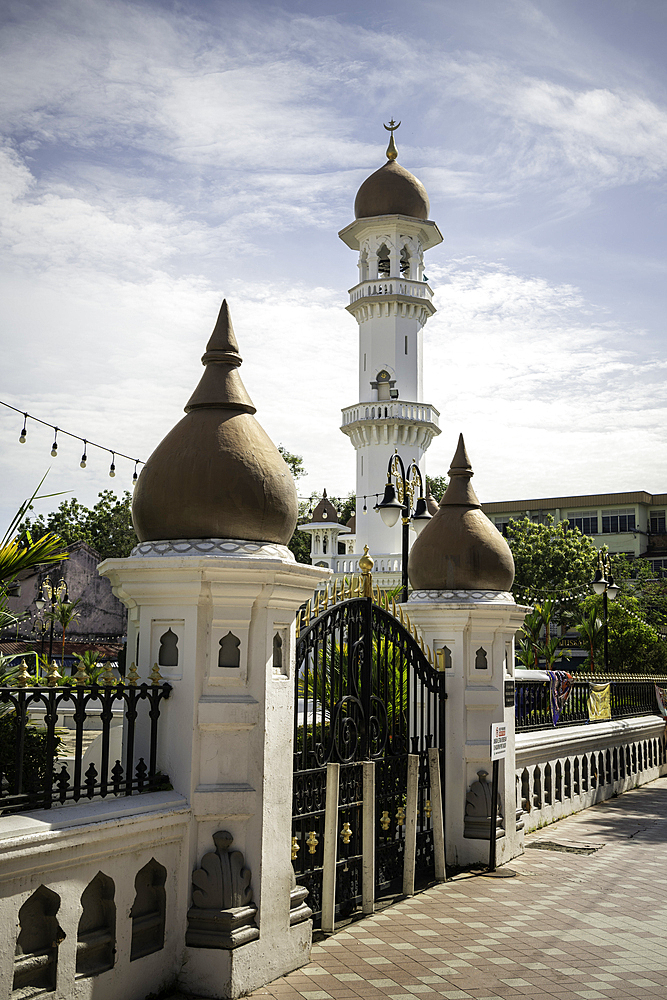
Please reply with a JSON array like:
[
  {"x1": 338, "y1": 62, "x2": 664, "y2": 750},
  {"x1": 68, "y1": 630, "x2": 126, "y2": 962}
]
[
  {"x1": 590, "y1": 551, "x2": 620, "y2": 672},
  {"x1": 40, "y1": 576, "x2": 68, "y2": 662},
  {"x1": 374, "y1": 451, "x2": 432, "y2": 602}
]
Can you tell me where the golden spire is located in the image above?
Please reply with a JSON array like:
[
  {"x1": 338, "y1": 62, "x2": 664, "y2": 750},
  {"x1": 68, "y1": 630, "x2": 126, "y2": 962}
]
[{"x1": 383, "y1": 119, "x2": 400, "y2": 160}]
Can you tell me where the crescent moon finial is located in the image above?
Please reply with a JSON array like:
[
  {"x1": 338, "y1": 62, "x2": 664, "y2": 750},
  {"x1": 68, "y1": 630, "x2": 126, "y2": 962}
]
[{"x1": 383, "y1": 119, "x2": 401, "y2": 161}]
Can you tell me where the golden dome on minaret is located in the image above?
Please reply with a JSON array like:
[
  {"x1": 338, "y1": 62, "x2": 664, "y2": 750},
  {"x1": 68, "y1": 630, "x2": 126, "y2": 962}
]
[
  {"x1": 408, "y1": 434, "x2": 515, "y2": 592},
  {"x1": 354, "y1": 120, "x2": 430, "y2": 221},
  {"x1": 132, "y1": 300, "x2": 298, "y2": 545}
]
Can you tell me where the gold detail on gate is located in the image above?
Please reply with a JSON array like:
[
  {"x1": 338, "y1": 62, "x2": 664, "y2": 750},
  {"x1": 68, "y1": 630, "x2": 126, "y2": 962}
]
[
  {"x1": 127, "y1": 662, "x2": 140, "y2": 686},
  {"x1": 306, "y1": 830, "x2": 319, "y2": 854},
  {"x1": 46, "y1": 661, "x2": 62, "y2": 687},
  {"x1": 396, "y1": 806, "x2": 406, "y2": 825},
  {"x1": 102, "y1": 662, "x2": 116, "y2": 686},
  {"x1": 291, "y1": 836, "x2": 300, "y2": 860},
  {"x1": 16, "y1": 660, "x2": 30, "y2": 688},
  {"x1": 340, "y1": 822, "x2": 352, "y2": 844},
  {"x1": 359, "y1": 546, "x2": 374, "y2": 598},
  {"x1": 149, "y1": 662, "x2": 163, "y2": 685},
  {"x1": 425, "y1": 800, "x2": 432, "y2": 819},
  {"x1": 380, "y1": 810, "x2": 391, "y2": 831}
]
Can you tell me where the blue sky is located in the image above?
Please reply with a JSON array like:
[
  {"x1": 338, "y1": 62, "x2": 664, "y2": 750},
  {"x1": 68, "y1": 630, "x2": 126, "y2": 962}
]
[{"x1": 1, "y1": 0, "x2": 666, "y2": 528}]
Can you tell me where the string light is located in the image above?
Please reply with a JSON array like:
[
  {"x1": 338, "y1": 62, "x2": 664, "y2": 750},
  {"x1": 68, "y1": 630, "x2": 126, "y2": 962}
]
[{"x1": 2, "y1": 399, "x2": 143, "y2": 481}]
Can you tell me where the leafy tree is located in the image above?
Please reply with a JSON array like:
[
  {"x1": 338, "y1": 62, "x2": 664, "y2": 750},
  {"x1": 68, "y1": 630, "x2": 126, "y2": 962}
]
[
  {"x1": 576, "y1": 593, "x2": 661, "y2": 673},
  {"x1": 278, "y1": 445, "x2": 307, "y2": 481},
  {"x1": 516, "y1": 599, "x2": 569, "y2": 669},
  {"x1": 1, "y1": 479, "x2": 67, "y2": 587},
  {"x1": 505, "y1": 515, "x2": 598, "y2": 613},
  {"x1": 20, "y1": 490, "x2": 137, "y2": 560},
  {"x1": 425, "y1": 475, "x2": 448, "y2": 503},
  {"x1": 45, "y1": 597, "x2": 82, "y2": 666},
  {"x1": 611, "y1": 554, "x2": 667, "y2": 634}
]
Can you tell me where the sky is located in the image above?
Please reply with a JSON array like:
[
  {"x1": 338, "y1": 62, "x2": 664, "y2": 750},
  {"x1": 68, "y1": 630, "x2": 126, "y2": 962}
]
[{"x1": 1, "y1": 0, "x2": 666, "y2": 530}]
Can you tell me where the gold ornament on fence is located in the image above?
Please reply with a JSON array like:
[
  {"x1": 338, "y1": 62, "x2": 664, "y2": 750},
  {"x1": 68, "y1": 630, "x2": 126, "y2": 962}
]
[
  {"x1": 425, "y1": 800, "x2": 432, "y2": 819},
  {"x1": 396, "y1": 805, "x2": 406, "y2": 825},
  {"x1": 340, "y1": 822, "x2": 352, "y2": 844},
  {"x1": 74, "y1": 661, "x2": 88, "y2": 685},
  {"x1": 102, "y1": 663, "x2": 116, "y2": 686},
  {"x1": 306, "y1": 830, "x2": 319, "y2": 854},
  {"x1": 149, "y1": 662, "x2": 163, "y2": 685},
  {"x1": 15, "y1": 660, "x2": 30, "y2": 688},
  {"x1": 380, "y1": 810, "x2": 391, "y2": 831},
  {"x1": 46, "y1": 661, "x2": 62, "y2": 687},
  {"x1": 291, "y1": 836, "x2": 300, "y2": 860},
  {"x1": 127, "y1": 662, "x2": 140, "y2": 686}
]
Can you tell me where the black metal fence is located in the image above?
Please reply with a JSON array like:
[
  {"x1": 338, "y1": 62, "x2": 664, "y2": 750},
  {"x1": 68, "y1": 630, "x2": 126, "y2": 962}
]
[
  {"x1": 515, "y1": 674, "x2": 666, "y2": 731},
  {"x1": 0, "y1": 681, "x2": 171, "y2": 814}
]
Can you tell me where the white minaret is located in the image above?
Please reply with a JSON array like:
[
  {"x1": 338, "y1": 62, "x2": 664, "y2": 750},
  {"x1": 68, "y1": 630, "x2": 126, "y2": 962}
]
[{"x1": 339, "y1": 123, "x2": 442, "y2": 585}]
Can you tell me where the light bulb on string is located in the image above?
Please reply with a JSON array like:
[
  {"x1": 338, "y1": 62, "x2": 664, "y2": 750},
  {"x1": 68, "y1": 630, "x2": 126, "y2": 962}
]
[
  {"x1": 19, "y1": 414, "x2": 27, "y2": 444},
  {"x1": 109, "y1": 452, "x2": 116, "y2": 478},
  {"x1": 80, "y1": 440, "x2": 87, "y2": 468},
  {"x1": 363, "y1": 496, "x2": 367, "y2": 514},
  {"x1": 132, "y1": 460, "x2": 139, "y2": 486},
  {"x1": 51, "y1": 429, "x2": 58, "y2": 457}
]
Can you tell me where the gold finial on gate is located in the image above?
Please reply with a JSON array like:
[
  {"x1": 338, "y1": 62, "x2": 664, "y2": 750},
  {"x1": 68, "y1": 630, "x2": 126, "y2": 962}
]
[
  {"x1": 306, "y1": 830, "x2": 319, "y2": 854},
  {"x1": 127, "y1": 662, "x2": 140, "y2": 686},
  {"x1": 425, "y1": 800, "x2": 432, "y2": 819},
  {"x1": 15, "y1": 659, "x2": 30, "y2": 688},
  {"x1": 396, "y1": 805, "x2": 406, "y2": 825},
  {"x1": 46, "y1": 660, "x2": 62, "y2": 687},
  {"x1": 359, "y1": 546, "x2": 374, "y2": 598},
  {"x1": 380, "y1": 810, "x2": 391, "y2": 831},
  {"x1": 102, "y1": 662, "x2": 116, "y2": 686},
  {"x1": 291, "y1": 835, "x2": 300, "y2": 860},
  {"x1": 304, "y1": 599, "x2": 311, "y2": 626},
  {"x1": 340, "y1": 822, "x2": 352, "y2": 845},
  {"x1": 149, "y1": 662, "x2": 163, "y2": 685}
]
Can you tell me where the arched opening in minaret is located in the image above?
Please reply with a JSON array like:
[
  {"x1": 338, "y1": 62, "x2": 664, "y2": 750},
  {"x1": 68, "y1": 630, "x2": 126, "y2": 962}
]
[
  {"x1": 400, "y1": 245, "x2": 410, "y2": 277},
  {"x1": 359, "y1": 249, "x2": 368, "y2": 281},
  {"x1": 377, "y1": 244, "x2": 390, "y2": 279}
]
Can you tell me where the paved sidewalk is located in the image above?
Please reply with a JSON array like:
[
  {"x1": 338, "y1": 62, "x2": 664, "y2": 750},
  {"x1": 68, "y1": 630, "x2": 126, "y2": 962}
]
[{"x1": 169, "y1": 777, "x2": 667, "y2": 1000}]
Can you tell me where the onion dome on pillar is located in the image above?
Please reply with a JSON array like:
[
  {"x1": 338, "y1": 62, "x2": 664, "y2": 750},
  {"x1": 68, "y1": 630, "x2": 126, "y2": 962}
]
[
  {"x1": 408, "y1": 434, "x2": 514, "y2": 592},
  {"x1": 308, "y1": 490, "x2": 339, "y2": 524},
  {"x1": 132, "y1": 300, "x2": 297, "y2": 544},
  {"x1": 354, "y1": 120, "x2": 430, "y2": 221}
]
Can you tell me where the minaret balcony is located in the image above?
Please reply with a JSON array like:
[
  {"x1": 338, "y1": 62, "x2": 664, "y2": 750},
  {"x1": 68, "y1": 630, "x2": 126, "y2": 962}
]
[
  {"x1": 340, "y1": 400, "x2": 440, "y2": 449},
  {"x1": 348, "y1": 278, "x2": 434, "y2": 305}
]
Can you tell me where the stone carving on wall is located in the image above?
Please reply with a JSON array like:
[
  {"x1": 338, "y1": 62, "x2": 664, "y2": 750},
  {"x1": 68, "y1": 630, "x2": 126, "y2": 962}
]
[
  {"x1": 463, "y1": 770, "x2": 505, "y2": 841},
  {"x1": 186, "y1": 831, "x2": 259, "y2": 950}
]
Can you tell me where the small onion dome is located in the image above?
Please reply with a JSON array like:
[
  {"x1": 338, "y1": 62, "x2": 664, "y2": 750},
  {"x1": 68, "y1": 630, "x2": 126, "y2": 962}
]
[
  {"x1": 132, "y1": 300, "x2": 297, "y2": 545},
  {"x1": 425, "y1": 489, "x2": 440, "y2": 516},
  {"x1": 346, "y1": 513, "x2": 356, "y2": 532},
  {"x1": 408, "y1": 434, "x2": 514, "y2": 592},
  {"x1": 309, "y1": 489, "x2": 339, "y2": 523},
  {"x1": 355, "y1": 159, "x2": 430, "y2": 220}
]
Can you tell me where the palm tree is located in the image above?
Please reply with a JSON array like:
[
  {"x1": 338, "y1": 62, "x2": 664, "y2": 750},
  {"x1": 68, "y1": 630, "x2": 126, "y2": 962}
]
[
  {"x1": 0, "y1": 476, "x2": 67, "y2": 586},
  {"x1": 573, "y1": 607, "x2": 602, "y2": 673}
]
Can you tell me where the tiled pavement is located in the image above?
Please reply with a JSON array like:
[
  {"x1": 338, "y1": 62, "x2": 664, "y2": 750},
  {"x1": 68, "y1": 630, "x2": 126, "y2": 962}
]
[{"x1": 167, "y1": 776, "x2": 667, "y2": 1000}]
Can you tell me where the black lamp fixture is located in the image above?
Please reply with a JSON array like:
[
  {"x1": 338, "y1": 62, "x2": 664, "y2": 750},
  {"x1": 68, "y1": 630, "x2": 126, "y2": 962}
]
[
  {"x1": 590, "y1": 550, "x2": 620, "y2": 672},
  {"x1": 375, "y1": 451, "x2": 431, "y2": 601}
]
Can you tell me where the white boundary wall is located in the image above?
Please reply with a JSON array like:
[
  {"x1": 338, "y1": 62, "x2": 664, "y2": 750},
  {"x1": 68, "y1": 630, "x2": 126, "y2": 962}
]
[
  {"x1": 516, "y1": 715, "x2": 667, "y2": 832},
  {"x1": 0, "y1": 792, "x2": 190, "y2": 1000}
]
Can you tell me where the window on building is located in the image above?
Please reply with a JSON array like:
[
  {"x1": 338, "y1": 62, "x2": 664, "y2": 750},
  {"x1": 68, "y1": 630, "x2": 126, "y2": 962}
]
[
  {"x1": 601, "y1": 509, "x2": 636, "y2": 533},
  {"x1": 650, "y1": 510, "x2": 666, "y2": 533},
  {"x1": 494, "y1": 518, "x2": 510, "y2": 536},
  {"x1": 567, "y1": 512, "x2": 598, "y2": 535},
  {"x1": 649, "y1": 559, "x2": 667, "y2": 577}
]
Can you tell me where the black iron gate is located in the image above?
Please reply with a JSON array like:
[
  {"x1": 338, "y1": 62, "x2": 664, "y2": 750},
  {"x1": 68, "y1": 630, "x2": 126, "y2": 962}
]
[{"x1": 291, "y1": 569, "x2": 446, "y2": 925}]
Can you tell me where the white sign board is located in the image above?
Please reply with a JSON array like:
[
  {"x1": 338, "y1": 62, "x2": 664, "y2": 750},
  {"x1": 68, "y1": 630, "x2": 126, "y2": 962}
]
[{"x1": 490, "y1": 722, "x2": 507, "y2": 761}]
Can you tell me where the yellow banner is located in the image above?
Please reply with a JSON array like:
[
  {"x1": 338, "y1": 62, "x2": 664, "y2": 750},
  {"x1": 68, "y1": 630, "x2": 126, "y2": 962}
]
[{"x1": 588, "y1": 683, "x2": 611, "y2": 722}]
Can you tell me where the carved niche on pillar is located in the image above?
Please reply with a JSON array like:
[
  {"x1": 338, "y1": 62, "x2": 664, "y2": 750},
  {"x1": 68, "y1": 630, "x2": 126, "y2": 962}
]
[
  {"x1": 463, "y1": 770, "x2": 505, "y2": 841},
  {"x1": 186, "y1": 831, "x2": 259, "y2": 949}
]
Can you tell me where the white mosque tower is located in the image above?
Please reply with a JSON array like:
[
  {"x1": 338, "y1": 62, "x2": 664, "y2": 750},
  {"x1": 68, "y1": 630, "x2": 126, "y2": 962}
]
[{"x1": 337, "y1": 121, "x2": 442, "y2": 587}]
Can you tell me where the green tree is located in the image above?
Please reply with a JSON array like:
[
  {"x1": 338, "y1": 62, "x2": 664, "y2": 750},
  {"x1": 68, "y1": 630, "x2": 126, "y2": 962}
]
[
  {"x1": 45, "y1": 597, "x2": 82, "y2": 666},
  {"x1": 425, "y1": 475, "x2": 448, "y2": 503},
  {"x1": 20, "y1": 490, "x2": 137, "y2": 560},
  {"x1": 278, "y1": 444, "x2": 306, "y2": 481},
  {"x1": 505, "y1": 515, "x2": 598, "y2": 613},
  {"x1": 576, "y1": 593, "x2": 660, "y2": 673}
]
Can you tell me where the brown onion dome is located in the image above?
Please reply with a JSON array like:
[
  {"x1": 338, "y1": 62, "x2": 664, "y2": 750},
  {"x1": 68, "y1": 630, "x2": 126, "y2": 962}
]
[
  {"x1": 132, "y1": 300, "x2": 297, "y2": 545},
  {"x1": 309, "y1": 490, "x2": 339, "y2": 523},
  {"x1": 355, "y1": 159, "x2": 430, "y2": 220},
  {"x1": 408, "y1": 435, "x2": 514, "y2": 592}
]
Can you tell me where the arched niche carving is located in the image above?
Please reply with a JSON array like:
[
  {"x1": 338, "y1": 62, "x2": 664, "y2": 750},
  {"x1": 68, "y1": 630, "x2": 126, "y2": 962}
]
[
  {"x1": 475, "y1": 647, "x2": 488, "y2": 670},
  {"x1": 130, "y1": 859, "x2": 166, "y2": 961},
  {"x1": 272, "y1": 632, "x2": 283, "y2": 671},
  {"x1": 14, "y1": 885, "x2": 65, "y2": 994},
  {"x1": 158, "y1": 628, "x2": 179, "y2": 667},
  {"x1": 77, "y1": 871, "x2": 116, "y2": 978},
  {"x1": 219, "y1": 632, "x2": 241, "y2": 668}
]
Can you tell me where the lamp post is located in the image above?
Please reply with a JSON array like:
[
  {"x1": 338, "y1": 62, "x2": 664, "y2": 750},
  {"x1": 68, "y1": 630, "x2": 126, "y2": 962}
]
[
  {"x1": 374, "y1": 450, "x2": 432, "y2": 602},
  {"x1": 590, "y1": 551, "x2": 620, "y2": 672},
  {"x1": 40, "y1": 576, "x2": 68, "y2": 662}
]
